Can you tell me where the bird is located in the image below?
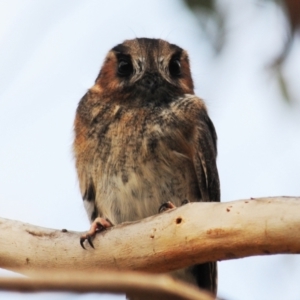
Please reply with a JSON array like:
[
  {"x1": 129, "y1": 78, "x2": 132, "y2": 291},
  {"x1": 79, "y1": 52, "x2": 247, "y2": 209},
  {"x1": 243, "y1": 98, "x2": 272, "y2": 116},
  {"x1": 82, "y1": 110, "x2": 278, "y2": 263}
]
[{"x1": 73, "y1": 38, "x2": 220, "y2": 297}]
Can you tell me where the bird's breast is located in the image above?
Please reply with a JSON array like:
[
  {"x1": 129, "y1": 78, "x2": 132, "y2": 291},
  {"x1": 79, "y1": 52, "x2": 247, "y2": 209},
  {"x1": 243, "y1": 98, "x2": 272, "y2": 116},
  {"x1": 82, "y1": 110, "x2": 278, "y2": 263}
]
[{"x1": 87, "y1": 102, "x2": 200, "y2": 224}]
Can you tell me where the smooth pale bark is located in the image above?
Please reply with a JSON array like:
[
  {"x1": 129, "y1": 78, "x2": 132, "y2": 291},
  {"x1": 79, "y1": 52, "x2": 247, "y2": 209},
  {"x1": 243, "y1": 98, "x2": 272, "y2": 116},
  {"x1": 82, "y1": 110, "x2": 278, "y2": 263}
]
[{"x1": 0, "y1": 197, "x2": 300, "y2": 276}]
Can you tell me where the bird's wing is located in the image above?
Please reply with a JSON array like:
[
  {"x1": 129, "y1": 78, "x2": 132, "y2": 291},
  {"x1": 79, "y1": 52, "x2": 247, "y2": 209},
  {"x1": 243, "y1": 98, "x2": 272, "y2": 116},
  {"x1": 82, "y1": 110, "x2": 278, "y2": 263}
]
[
  {"x1": 189, "y1": 108, "x2": 220, "y2": 295},
  {"x1": 192, "y1": 110, "x2": 220, "y2": 203}
]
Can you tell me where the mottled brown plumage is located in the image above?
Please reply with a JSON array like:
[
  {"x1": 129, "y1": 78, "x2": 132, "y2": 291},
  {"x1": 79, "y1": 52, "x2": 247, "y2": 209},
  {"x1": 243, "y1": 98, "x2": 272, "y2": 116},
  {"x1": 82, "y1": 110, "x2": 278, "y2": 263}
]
[{"x1": 74, "y1": 38, "x2": 220, "y2": 296}]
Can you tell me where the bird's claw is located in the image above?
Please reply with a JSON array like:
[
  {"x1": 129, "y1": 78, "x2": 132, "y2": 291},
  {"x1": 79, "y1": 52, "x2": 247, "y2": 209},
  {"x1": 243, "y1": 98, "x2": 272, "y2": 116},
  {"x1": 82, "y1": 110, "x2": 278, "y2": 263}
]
[
  {"x1": 80, "y1": 235, "x2": 95, "y2": 249},
  {"x1": 158, "y1": 201, "x2": 176, "y2": 213},
  {"x1": 158, "y1": 199, "x2": 190, "y2": 213},
  {"x1": 181, "y1": 199, "x2": 189, "y2": 205},
  {"x1": 80, "y1": 217, "x2": 113, "y2": 249}
]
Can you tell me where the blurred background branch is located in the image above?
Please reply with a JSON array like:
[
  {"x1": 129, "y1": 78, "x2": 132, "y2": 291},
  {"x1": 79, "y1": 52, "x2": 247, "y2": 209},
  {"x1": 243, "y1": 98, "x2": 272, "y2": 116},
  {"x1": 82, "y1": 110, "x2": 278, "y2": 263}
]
[
  {"x1": 0, "y1": 270, "x2": 215, "y2": 300},
  {"x1": 182, "y1": 0, "x2": 300, "y2": 103}
]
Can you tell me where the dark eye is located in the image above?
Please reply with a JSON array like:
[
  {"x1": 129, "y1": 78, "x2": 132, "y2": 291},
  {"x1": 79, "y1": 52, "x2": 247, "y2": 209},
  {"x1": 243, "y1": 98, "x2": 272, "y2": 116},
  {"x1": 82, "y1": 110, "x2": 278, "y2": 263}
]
[
  {"x1": 117, "y1": 59, "x2": 133, "y2": 77},
  {"x1": 169, "y1": 58, "x2": 181, "y2": 77}
]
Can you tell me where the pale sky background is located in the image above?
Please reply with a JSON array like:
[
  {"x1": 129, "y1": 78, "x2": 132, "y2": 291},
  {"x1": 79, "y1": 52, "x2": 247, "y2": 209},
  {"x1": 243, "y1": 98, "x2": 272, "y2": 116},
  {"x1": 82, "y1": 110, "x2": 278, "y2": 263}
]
[{"x1": 0, "y1": 1, "x2": 300, "y2": 299}]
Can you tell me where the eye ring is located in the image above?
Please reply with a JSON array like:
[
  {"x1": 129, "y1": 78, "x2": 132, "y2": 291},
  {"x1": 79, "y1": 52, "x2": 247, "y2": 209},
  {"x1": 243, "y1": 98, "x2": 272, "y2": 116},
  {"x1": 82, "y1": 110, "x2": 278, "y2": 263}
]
[
  {"x1": 169, "y1": 58, "x2": 181, "y2": 77},
  {"x1": 117, "y1": 59, "x2": 133, "y2": 77}
]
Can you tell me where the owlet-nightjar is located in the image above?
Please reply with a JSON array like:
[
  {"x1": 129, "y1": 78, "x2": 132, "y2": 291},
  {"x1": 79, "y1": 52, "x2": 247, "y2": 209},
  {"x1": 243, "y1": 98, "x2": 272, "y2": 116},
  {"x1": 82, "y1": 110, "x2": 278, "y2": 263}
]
[{"x1": 74, "y1": 38, "x2": 220, "y2": 297}]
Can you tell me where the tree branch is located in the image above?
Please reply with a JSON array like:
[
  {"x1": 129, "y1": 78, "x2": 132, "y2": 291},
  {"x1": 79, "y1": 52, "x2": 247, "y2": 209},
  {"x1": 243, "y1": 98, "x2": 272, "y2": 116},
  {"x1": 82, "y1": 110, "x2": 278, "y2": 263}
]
[
  {"x1": 1, "y1": 197, "x2": 300, "y2": 277},
  {"x1": 0, "y1": 270, "x2": 214, "y2": 300}
]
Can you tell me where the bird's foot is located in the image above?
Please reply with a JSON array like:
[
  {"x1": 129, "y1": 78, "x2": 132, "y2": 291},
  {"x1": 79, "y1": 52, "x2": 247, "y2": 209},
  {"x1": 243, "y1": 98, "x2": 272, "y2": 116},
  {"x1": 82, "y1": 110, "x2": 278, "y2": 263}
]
[
  {"x1": 80, "y1": 217, "x2": 113, "y2": 249},
  {"x1": 158, "y1": 199, "x2": 190, "y2": 213}
]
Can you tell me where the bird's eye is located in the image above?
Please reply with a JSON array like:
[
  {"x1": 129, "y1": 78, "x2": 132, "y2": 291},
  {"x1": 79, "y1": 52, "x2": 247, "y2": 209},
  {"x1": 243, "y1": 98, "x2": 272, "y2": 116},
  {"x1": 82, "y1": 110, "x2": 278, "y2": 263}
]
[
  {"x1": 117, "y1": 59, "x2": 133, "y2": 77},
  {"x1": 169, "y1": 58, "x2": 181, "y2": 77}
]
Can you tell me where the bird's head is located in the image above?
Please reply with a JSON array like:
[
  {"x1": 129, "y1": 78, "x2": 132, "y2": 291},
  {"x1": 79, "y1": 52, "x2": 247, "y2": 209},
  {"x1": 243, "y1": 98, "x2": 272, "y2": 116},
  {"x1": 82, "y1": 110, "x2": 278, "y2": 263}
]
[{"x1": 94, "y1": 38, "x2": 194, "y2": 106}]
